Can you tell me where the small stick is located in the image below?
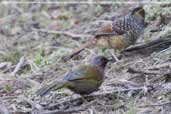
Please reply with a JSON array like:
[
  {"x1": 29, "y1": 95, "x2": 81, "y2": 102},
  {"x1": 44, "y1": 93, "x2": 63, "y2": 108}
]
[
  {"x1": 63, "y1": 38, "x2": 97, "y2": 61},
  {"x1": 21, "y1": 97, "x2": 43, "y2": 110},
  {"x1": 32, "y1": 28, "x2": 93, "y2": 39},
  {"x1": 45, "y1": 86, "x2": 151, "y2": 110},
  {"x1": 127, "y1": 67, "x2": 162, "y2": 75},
  {"x1": 40, "y1": 101, "x2": 96, "y2": 114},
  {"x1": 139, "y1": 101, "x2": 171, "y2": 108},
  {"x1": 147, "y1": 62, "x2": 171, "y2": 70},
  {"x1": 11, "y1": 56, "x2": 25, "y2": 76}
]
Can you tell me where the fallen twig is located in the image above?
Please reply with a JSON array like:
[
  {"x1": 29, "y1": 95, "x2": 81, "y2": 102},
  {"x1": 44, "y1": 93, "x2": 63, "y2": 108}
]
[
  {"x1": 127, "y1": 67, "x2": 163, "y2": 75},
  {"x1": 40, "y1": 101, "x2": 96, "y2": 114},
  {"x1": 32, "y1": 28, "x2": 93, "y2": 39},
  {"x1": 149, "y1": 73, "x2": 171, "y2": 83},
  {"x1": 146, "y1": 62, "x2": 171, "y2": 70},
  {"x1": 123, "y1": 38, "x2": 171, "y2": 55},
  {"x1": 95, "y1": 104, "x2": 126, "y2": 112},
  {"x1": 44, "y1": 86, "x2": 152, "y2": 110},
  {"x1": 1, "y1": 96, "x2": 18, "y2": 100},
  {"x1": 21, "y1": 97, "x2": 43, "y2": 110},
  {"x1": 11, "y1": 56, "x2": 25, "y2": 76},
  {"x1": 63, "y1": 38, "x2": 97, "y2": 61},
  {"x1": 139, "y1": 101, "x2": 171, "y2": 108}
]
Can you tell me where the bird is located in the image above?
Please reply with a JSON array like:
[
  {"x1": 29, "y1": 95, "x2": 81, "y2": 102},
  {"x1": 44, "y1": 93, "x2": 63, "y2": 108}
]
[
  {"x1": 65, "y1": 6, "x2": 145, "y2": 60},
  {"x1": 36, "y1": 55, "x2": 114, "y2": 96}
]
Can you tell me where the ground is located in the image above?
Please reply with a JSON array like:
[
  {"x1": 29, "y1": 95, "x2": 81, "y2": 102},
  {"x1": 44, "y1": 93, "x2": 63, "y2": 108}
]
[{"x1": 0, "y1": 0, "x2": 171, "y2": 114}]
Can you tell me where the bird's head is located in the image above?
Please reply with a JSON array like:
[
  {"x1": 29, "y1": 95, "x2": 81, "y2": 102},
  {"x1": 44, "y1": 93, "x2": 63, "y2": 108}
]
[
  {"x1": 90, "y1": 55, "x2": 115, "y2": 68},
  {"x1": 131, "y1": 6, "x2": 145, "y2": 21}
]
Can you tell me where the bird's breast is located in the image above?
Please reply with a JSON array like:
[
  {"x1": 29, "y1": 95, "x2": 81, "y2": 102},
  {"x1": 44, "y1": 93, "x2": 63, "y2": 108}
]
[
  {"x1": 96, "y1": 35, "x2": 127, "y2": 50},
  {"x1": 67, "y1": 79, "x2": 102, "y2": 95}
]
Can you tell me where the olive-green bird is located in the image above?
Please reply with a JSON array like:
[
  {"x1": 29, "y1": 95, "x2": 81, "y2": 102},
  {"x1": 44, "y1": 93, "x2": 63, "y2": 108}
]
[{"x1": 36, "y1": 56, "x2": 113, "y2": 96}]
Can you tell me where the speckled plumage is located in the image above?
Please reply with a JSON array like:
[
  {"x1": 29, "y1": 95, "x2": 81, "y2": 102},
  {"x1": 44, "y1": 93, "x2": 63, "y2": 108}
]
[{"x1": 96, "y1": 6, "x2": 145, "y2": 50}]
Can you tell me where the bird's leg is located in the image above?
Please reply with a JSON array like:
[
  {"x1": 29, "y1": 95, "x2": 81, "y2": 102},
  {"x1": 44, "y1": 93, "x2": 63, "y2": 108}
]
[{"x1": 80, "y1": 95, "x2": 89, "y2": 104}]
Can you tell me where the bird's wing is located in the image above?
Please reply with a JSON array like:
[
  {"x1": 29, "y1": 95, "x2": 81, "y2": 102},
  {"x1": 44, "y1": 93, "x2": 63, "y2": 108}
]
[
  {"x1": 63, "y1": 66, "x2": 98, "y2": 81},
  {"x1": 63, "y1": 70, "x2": 87, "y2": 81}
]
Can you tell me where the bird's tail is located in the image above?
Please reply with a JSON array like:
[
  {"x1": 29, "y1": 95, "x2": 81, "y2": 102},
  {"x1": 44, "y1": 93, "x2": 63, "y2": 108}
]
[{"x1": 36, "y1": 81, "x2": 65, "y2": 97}]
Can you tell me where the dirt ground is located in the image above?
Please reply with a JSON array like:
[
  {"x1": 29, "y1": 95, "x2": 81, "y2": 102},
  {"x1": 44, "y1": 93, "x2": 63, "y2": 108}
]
[{"x1": 0, "y1": 0, "x2": 171, "y2": 114}]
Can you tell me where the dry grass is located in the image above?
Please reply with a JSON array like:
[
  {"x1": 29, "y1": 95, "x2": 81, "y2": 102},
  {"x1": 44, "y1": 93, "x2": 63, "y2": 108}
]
[{"x1": 0, "y1": 0, "x2": 171, "y2": 114}]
